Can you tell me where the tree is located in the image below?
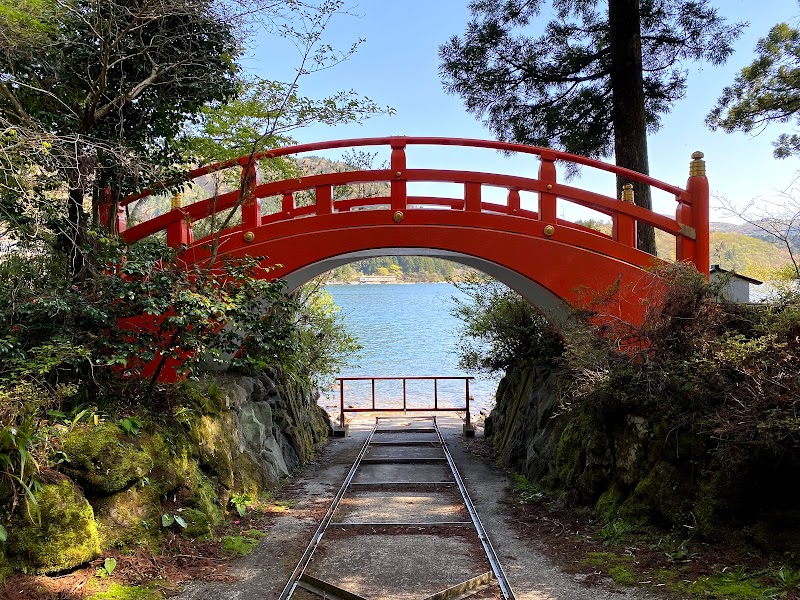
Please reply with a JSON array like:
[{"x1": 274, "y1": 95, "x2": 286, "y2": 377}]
[
  {"x1": 1, "y1": 0, "x2": 242, "y2": 276},
  {"x1": 707, "y1": 20, "x2": 800, "y2": 159},
  {"x1": 439, "y1": 0, "x2": 743, "y2": 255}
]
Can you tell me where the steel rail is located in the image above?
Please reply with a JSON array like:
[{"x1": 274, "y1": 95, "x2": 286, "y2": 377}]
[
  {"x1": 281, "y1": 415, "x2": 514, "y2": 599},
  {"x1": 435, "y1": 424, "x2": 517, "y2": 600},
  {"x1": 277, "y1": 421, "x2": 378, "y2": 600}
]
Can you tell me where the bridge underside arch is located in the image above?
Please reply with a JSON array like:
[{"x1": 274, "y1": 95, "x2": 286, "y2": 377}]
[
  {"x1": 198, "y1": 215, "x2": 662, "y2": 327},
  {"x1": 281, "y1": 248, "x2": 571, "y2": 325}
]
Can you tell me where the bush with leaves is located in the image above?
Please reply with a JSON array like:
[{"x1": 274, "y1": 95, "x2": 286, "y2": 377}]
[
  {"x1": 0, "y1": 233, "x2": 288, "y2": 396},
  {"x1": 566, "y1": 262, "x2": 800, "y2": 468},
  {"x1": 237, "y1": 280, "x2": 361, "y2": 387},
  {"x1": 451, "y1": 274, "x2": 563, "y2": 375}
]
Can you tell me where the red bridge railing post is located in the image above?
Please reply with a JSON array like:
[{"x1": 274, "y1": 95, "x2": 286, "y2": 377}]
[
  {"x1": 613, "y1": 184, "x2": 636, "y2": 248},
  {"x1": 316, "y1": 185, "x2": 333, "y2": 215},
  {"x1": 686, "y1": 151, "x2": 710, "y2": 279},
  {"x1": 281, "y1": 192, "x2": 294, "y2": 217},
  {"x1": 538, "y1": 151, "x2": 557, "y2": 222},
  {"x1": 390, "y1": 138, "x2": 407, "y2": 212},
  {"x1": 166, "y1": 192, "x2": 193, "y2": 248},
  {"x1": 465, "y1": 182, "x2": 481, "y2": 212}
]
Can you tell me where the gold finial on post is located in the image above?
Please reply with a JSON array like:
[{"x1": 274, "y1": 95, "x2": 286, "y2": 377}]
[
  {"x1": 690, "y1": 151, "x2": 706, "y2": 177},
  {"x1": 171, "y1": 192, "x2": 183, "y2": 210},
  {"x1": 621, "y1": 183, "x2": 635, "y2": 204}
]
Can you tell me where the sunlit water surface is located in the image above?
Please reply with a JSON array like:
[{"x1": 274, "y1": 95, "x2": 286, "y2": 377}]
[{"x1": 319, "y1": 283, "x2": 500, "y2": 422}]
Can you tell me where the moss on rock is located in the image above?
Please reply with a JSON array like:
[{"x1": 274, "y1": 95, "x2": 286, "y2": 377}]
[
  {"x1": 619, "y1": 461, "x2": 693, "y2": 528},
  {"x1": 62, "y1": 423, "x2": 153, "y2": 494},
  {"x1": 185, "y1": 468, "x2": 223, "y2": 527},
  {"x1": 92, "y1": 484, "x2": 161, "y2": 548},
  {"x1": 6, "y1": 476, "x2": 100, "y2": 574},
  {"x1": 179, "y1": 508, "x2": 213, "y2": 540}
]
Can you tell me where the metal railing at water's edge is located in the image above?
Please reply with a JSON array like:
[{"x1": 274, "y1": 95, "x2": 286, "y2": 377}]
[{"x1": 336, "y1": 375, "x2": 474, "y2": 429}]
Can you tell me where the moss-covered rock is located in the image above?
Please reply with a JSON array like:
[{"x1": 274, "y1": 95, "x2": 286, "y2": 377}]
[
  {"x1": 6, "y1": 475, "x2": 100, "y2": 574},
  {"x1": 555, "y1": 409, "x2": 613, "y2": 502},
  {"x1": 619, "y1": 461, "x2": 693, "y2": 527},
  {"x1": 179, "y1": 508, "x2": 213, "y2": 540},
  {"x1": 595, "y1": 485, "x2": 625, "y2": 522},
  {"x1": 61, "y1": 423, "x2": 153, "y2": 494},
  {"x1": 142, "y1": 432, "x2": 193, "y2": 497},
  {"x1": 184, "y1": 467, "x2": 223, "y2": 527},
  {"x1": 92, "y1": 484, "x2": 161, "y2": 548}
]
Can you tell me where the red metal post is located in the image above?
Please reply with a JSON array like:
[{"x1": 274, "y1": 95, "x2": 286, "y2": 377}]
[
  {"x1": 372, "y1": 378, "x2": 376, "y2": 410},
  {"x1": 465, "y1": 182, "x2": 481, "y2": 212},
  {"x1": 282, "y1": 193, "x2": 294, "y2": 217},
  {"x1": 538, "y1": 151, "x2": 557, "y2": 222},
  {"x1": 316, "y1": 185, "x2": 333, "y2": 215},
  {"x1": 613, "y1": 184, "x2": 636, "y2": 248},
  {"x1": 339, "y1": 378, "x2": 345, "y2": 427},
  {"x1": 434, "y1": 378, "x2": 438, "y2": 410},
  {"x1": 686, "y1": 152, "x2": 710, "y2": 279},
  {"x1": 390, "y1": 139, "x2": 407, "y2": 212},
  {"x1": 166, "y1": 216, "x2": 192, "y2": 248},
  {"x1": 675, "y1": 192, "x2": 694, "y2": 264},
  {"x1": 507, "y1": 189, "x2": 521, "y2": 213}
]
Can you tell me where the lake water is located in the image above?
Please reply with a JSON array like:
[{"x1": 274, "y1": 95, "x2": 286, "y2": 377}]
[{"x1": 319, "y1": 283, "x2": 500, "y2": 422}]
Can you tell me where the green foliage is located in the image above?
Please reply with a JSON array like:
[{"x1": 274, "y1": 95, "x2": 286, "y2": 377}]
[
  {"x1": 0, "y1": 383, "x2": 46, "y2": 526},
  {"x1": 95, "y1": 556, "x2": 117, "y2": 578},
  {"x1": 597, "y1": 520, "x2": 633, "y2": 547},
  {"x1": 451, "y1": 274, "x2": 563, "y2": 375},
  {"x1": 0, "y1": 233, "x2": 290, "y2": 393},
  {"x1": 513, "y1": 474, "x2": 549, "y2": 503},
  {"x1": 87, "y1": 583, "x2": 162, "y2": 600},
  {"x1": 230, "y1": 493, "x2": 253, "y2": 517},
  {"x1": 569, "y1": 261, "x2": 800, "y2": 469},
  {"x1": 239, "y1": 281, "x2": 361, "y2": 386},
  {"x1": 117, "y1": 418, "x2": 143, "y2": 437},
  {"x1": 708, "y1": 21, "x2": 800, "y2": 158},
  {"x1": 440, "y1": 0, "x2": 742, "y2": 161},
  {"x1": 161, "y1": 513, "x2": 187, "y2": 529}
]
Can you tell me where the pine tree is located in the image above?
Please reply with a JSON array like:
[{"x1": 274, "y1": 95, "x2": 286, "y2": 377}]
[
  {"x1": 708, "y1": 21, "x2": 800, "y2": 159},
  {"x1": 440, "y1": 0, "x2": 743, "y2": 255}
]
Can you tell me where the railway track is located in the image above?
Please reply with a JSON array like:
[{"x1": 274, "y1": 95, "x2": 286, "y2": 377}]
[{"x1": 278, "y1": 416, "x2": 515, "y2": 600}]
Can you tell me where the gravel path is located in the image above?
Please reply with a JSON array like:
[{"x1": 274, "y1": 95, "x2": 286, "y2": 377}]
[{"x1": 175, "y1": 416, "x2": 656, "y2": 600}]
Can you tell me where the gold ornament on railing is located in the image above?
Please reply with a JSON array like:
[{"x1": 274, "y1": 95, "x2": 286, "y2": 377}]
[
  {"x1": 690, "y1": 151, "x2": 706, "y2": 177},
  {"x1": 621, "y1": 183, "x2": 635, "y2": 204},
  {"x1": 171, "y1": 192, "x2": 182, "y2": 210}
]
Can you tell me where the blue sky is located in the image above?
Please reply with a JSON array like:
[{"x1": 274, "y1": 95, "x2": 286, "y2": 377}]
[{"x1": 244, "y1": 1, "x2": 800, "y2": 222}]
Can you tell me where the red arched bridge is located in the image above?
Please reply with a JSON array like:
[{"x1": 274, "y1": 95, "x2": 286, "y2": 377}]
[{"x1": 109, "y1": 137, "x2": 709, "y2": 327}]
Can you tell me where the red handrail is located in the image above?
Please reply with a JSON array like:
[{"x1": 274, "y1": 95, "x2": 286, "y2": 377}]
[{"x1": 112, "y1": 137, "x2": 710, "y2": 276}]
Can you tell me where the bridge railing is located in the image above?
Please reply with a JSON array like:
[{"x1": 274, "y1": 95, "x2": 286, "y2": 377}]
[
  {"x1": 335, "y1": 375, "x2": 473, "y2": 429},
  {"x1": 111, "y1": 137, "x2": 709, "y2": 275}
]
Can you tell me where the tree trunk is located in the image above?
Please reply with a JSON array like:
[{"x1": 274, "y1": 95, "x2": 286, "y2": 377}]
[
  {"x1": 607, "y1": 0, "x2": 657, "y2": 256},
  {"x1": 65, "y1": 184, "x2": 86, "y2": 280}
]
